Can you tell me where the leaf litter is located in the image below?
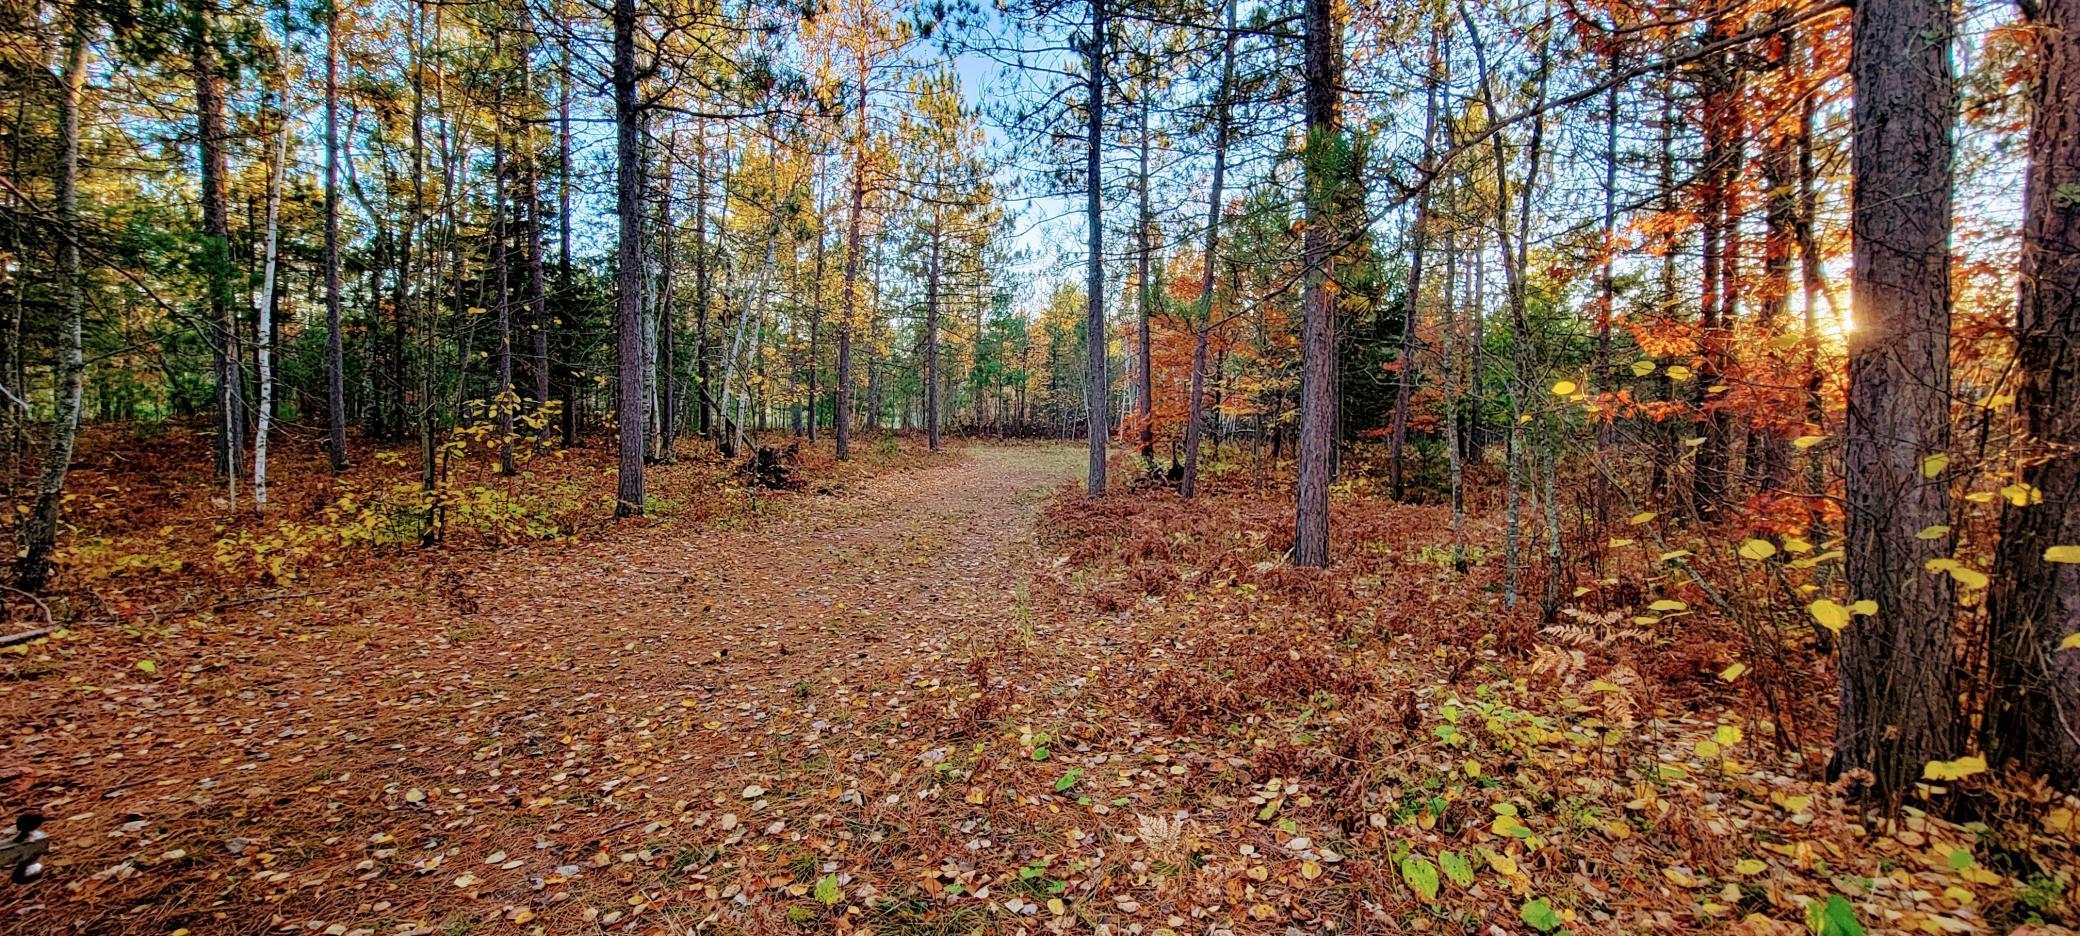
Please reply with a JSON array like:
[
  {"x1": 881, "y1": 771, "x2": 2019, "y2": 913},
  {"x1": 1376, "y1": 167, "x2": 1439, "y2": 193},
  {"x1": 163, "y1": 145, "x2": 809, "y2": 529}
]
[{"x1": 2, "y1": 442, "x2": 2075, "y2": 935}]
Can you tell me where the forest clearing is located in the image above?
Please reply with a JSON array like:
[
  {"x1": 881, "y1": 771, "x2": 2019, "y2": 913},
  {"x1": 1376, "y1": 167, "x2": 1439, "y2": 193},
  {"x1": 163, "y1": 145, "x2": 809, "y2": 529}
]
[{"x1": 5, "y1": 0, "x2": 2080, "y2": 928}]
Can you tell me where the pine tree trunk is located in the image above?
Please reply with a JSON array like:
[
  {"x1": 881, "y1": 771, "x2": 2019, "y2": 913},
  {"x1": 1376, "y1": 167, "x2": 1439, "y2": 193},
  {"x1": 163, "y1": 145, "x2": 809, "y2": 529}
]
[
  {"x1": 658, "y1": 155, "x2": 678, "y2": 462},
  {"x1": 1180, "y1": 0, "x2": 1236, "y2": 500},
  {"x1": 559, "y1": 34, "x2": 579, "y2": 448},
  {"x1": 1083, "y1": 0, "x2": 1109, "y2": 495},
  {"x1": 1984, "y1": 0, "x2": 2080, "y2": 789},
  {"x1": 612, "y1": 0, "x2": 647, "y2": 516},
  {"x1": 1292, "y1": 0, "x2": 1341, "y2": 566},
  {"x1": 1135, "y1": 86, "x2": 1154, "y2": 468},
  {"x1": 191, "y1": 0, "x2": 241, "y2": 497},
  {"x1": 926, "y1": 207, "x2": 943, "y2": 452},
  {"x1": 1835, "y1": 0, "x2": 1960, "y2": 803}
]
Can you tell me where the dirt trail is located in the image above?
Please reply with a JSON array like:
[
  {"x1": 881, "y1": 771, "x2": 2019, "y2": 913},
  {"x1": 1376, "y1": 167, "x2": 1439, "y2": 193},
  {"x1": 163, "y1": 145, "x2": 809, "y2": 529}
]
[{"x1": 2, "y1": 444, "x2": 1087, "y2": 934}]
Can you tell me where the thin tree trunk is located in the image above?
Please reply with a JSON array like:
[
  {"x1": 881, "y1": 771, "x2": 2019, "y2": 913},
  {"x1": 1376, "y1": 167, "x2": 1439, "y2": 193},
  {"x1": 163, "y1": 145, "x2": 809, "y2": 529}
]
[
  {"x1": 698, "y1": 120, "x2": 716, "y2": 441},
  {"x1": 658, "y1": 152, "x2": 678, "y2": 461},
  {"x1": 1443, "y1": 234, "x2": 1466, "y2": 573},
  {"x1": 324, "y1": 0, "x2": 349, "y2": 472},
  {"x1": 1593, "y1": 78, "x2": 1617, "y2": 531},
  {"x1": 1084, "y1": 0, "x2": 1110, "y2": 495},
  {"x1": 1835, "y1": 0, "x2": 1960, "y2": 803},
  {"x1": 926, "y1": 205, "x2": 943, "y2": 452},
  {"x1": 559, "y1": 32, "x2": 579, "y2": 447},
  {"x1": 191, "y1": 0, "x2": 241, "y2": 499},
  {"x1": 1390, "y1": 21, "x2": 1443, "y2": 502},
  {"x1": 254, "y1": 36, "x2": 289, "y2": 511},
  {"x1": 1136, "y1": 78, "x2": 1155, "y2": 468},
  {"x1": 493, "y1": 28, "x2": 515, "y2": 476},
  {"x1": 15, "y1": 16, "x2": 89, "y2": 592},
  {"x1": 1181, "y1": 0, "x2": 1236, "y2": 499},
  {"x1": 1292, "y1": 0, "x2": 1342, "y2": 566},
  {"x1": 1984, "y1": 0, "x2": 2080, "y2": 789},
  {"x1": 612, "y1": 0, "x2": 646, "y2": 515},
  {"x1": 1755, "y1": 24, "x2": 1797, "y2": 491}
]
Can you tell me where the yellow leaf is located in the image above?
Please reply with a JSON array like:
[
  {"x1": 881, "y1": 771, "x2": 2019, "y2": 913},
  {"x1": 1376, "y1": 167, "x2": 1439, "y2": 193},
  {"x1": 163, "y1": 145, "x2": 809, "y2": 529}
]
[
  {"x1": 1649, "y1": 599, "x2": 1688, "y2": 612},
  {"x1": 1961, "y1": 866, "x2": 2003, "y2": 885},
  {"x1": 1949, "y1": 566, "x2": 1989, "y2": 590},
  {"x1": 1738, "y1": 539, "x2": 1777, "y2": 561},
  {"x1": 1631, "y1": 359, "x2": 1657, "y2": 377},
  {"x1": 1628, "y1": 511, "x2": 1657, "y2": 525},
  {"x1": 2001, "y1": 483, "x2": 2041, "y2": 506},
  {"x1": 1966, "y1": 491, "x2": 1995, "y2": 503},
  {"x1": 1694, "y1": 740, "x2": 1722, "y2": 758},
  {"x1": 2057, "y1": 633, "x2": 2080, "y2": 651},
  {"x1": 1301, "y1": 860, "x2": 1323, "y2": 880},
  {"x1": 1921, "y1": 755, "x2": 1987, "y2": 781},
  {"x1": 1734, "y1": 859, "x2": 1766, "y2": 875},
  {"x1": 1552, "y1": 380, "x2": 1578, "y2": 396},
  {"x1": 1792, "y1": 434, "x2": 1825, "y2": 449},
  {"x1": 1047, "y1": 898, "x2": 1066, "y2": 916},
  {"x1": 1922, "y1": 453, "x2": 1950, "y2": 478},
  {"x1": 1609, "y1": 538, "x2": 1636, "y2": 548},
  {"x1": 1667, "y1": 365, "x2": 1694, "y2": 380},
  {"x1": 1483, "y1": 850, "x2": 1518, "y2": 876},
  {"x1": 2043, "y1": 545, "x2": 2080, "y2": 563},
  {"x1": 1719, "y1": 662, "x2": 1748, "y2": 682},
  {"x1": 1808, "y1": 599, "x2": 1852, "y2": 633},
  {"x1": 1659, "y1": 549, "x2": 1693, "y2": 562},
  {"x1": 1783, "y1": 538, "x2": 1814, "y2": 554},
  {"x1": 1715, "y1": 725, "x2": 1744, "y2": 746},
  {"x1": 1663, "y1": 866, "x2": 1700, "y2": 887},
  {"x1": 1851, "y1": 599, "x2": 1878, "y2": 616},
  {"x1": 136, "y1": 660, "x2": 158, "y2": 674},
  {"x1": 1771, "y1": 334, "x2": 1803, "y2": 351},
  {"x1": 1917, "y1": 525, "x2": 1951, "y2": 540}
]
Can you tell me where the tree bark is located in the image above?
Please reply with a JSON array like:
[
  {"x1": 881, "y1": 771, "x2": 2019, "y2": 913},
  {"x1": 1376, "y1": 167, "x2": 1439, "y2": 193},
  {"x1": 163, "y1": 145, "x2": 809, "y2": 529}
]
[
  {"x1": 559, "y1": 33, "x2": 579, "y2": 447},
  {"x1": 15, "y1": 15, "x2": 89, "y2": 592},
  {"x1": 1136, "y1": 79, "x2": 1154, "y2": 468},
  {"x1": 1389, "y1": 21, "x2": 1443, "y2": 502},
  {"x1": 837, "y1": 55, "x2": 872, "y2": 462},
  {"x1": 324, "y1": 0, "x2": 349, "y2": 472},
  {"x1": 1835, "y1": 0, "x2": 1960, "y2": 803},
  {"x1": 1984, "y1": 0, "x2": 2080, "y2": 789},
  {"x1": 926, "y1": 205, "x2": 943, "y2": 452},
  {"x1": 612, "y1": 0, "x2": 647, "y2": 516},
  {"x1": 254, "y1": 32, "x2": 289, "y2": 511},
  {"x1": 190, "y1": 0, "x2": 241, "y2": 496},
  {"x1": 1292, "y1": 0, "x2": 1342, "y2": 566},
  {"x1": 1181, "y1": 0, "x2": 1237, "y2": 499},
  {"x1": 493, "y1": 26, "x2": 516, "y2": 476},
  {"x1": 1084, "y1": 0, "x2": 1110, "y2": 495}
]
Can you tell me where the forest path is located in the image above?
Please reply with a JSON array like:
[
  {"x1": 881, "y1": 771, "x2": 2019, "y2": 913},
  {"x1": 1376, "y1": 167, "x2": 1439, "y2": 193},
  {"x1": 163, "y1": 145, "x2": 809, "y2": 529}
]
[
  {"x1": 4, "y1": 443, "x2": 1093, "y2": 934},
  {"x1": 464, "y1": 441, "x2": 1086, "y2": 713}
]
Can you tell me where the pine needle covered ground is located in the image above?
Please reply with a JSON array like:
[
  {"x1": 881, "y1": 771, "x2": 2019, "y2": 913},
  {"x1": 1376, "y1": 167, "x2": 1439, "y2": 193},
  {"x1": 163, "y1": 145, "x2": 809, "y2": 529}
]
[{"x1": 2, "y1": 443, "x2": 2075, "y2": 935}]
